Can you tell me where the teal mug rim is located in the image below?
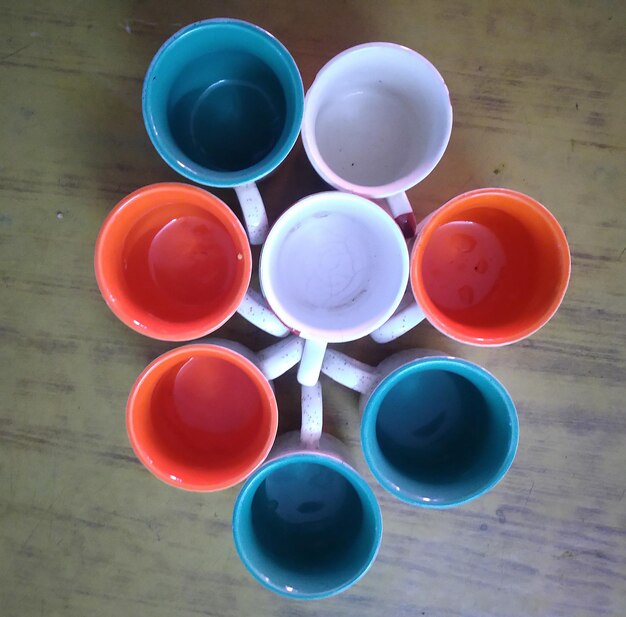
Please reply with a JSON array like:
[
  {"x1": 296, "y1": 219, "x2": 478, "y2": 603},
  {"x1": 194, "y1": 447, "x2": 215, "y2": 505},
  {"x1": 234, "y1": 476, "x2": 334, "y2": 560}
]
[
  {"x1": 232, "y1": 451, "x2": 383, "y2": 600},
  {"x1": 142, "y1": 18, "x2": 304, "y2": 188},
  {"x1": 361, "y1": 356, "x2": 519, "y2": 509}
]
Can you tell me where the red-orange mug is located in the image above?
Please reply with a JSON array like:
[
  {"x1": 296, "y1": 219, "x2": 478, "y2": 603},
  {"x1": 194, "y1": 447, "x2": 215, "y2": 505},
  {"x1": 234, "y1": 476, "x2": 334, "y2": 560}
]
[
  {"x1": 95, "y1": 183, "x2": 289, "y2": 341},
  {"x1": 126, "y1": 337, "x2": 303, "y2": 491},
  {"x1": 372, "y1": 188, "x2": 571, "y2": 345}
]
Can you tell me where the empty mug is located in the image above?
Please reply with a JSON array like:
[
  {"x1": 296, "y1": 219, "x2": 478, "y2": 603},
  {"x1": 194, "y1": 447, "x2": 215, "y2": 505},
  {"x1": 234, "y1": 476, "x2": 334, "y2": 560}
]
[
  {"x1": 143, "y1": 19, "x2": 304, "y2": 244},
  {"x1": 371, "y1": 188, "x2": 571, "y2": 345},
  {"x1": 232, "y1": 381, "x2": 382, "y2": 599},
  {"x1": 259, "y1": 191, "x2": 409, "y2": 385},
  {"x1": 302, "y1": 42, "x2": 452, "y2": 237},
  {"x1": 321, "y1": 348, "x2": 518, "y2": 507},
  {"x1": 95, "y1": 183, "x2": 289, "y2": 341},
  {"x1": 126, "y1": 336, "x2": 303, "y2": 491}
]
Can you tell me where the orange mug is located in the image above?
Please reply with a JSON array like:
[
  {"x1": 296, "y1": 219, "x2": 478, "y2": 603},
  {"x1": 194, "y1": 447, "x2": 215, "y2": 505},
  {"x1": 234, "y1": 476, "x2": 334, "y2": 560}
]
[
  {"x1": 126, "y1": 337, "x2": 303, "y2": 491},
  {"x1": 95, "y1": 183, "x2": 289, "y2": 341},
  {"x1": 372, "y1": 188, "x2": 571, "y2": 345}
]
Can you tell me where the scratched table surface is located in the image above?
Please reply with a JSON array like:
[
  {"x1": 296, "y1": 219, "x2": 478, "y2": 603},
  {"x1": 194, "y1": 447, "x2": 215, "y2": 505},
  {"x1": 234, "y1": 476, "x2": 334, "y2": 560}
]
[{"x1": 1, "y1": 1, "x2": 625, "y2": 616}]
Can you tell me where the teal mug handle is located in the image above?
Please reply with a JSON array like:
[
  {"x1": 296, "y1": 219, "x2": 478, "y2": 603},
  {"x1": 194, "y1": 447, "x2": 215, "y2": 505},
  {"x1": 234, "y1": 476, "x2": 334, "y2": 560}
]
[{"x1": 235, "y1": 182, "x2": 269, "y2": 245}]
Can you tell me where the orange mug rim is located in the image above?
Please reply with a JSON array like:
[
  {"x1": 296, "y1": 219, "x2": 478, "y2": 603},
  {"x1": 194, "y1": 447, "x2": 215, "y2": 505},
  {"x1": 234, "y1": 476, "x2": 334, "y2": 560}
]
[
  {"x1": 411, "y1": 187, "x2": 571, "y2": 346},
  {"x1": 126, "y1": 344, "x2": 278, "y2": 492},
  {"x1": 94, "y1": 182, "x2": 252, "y2": 341}
]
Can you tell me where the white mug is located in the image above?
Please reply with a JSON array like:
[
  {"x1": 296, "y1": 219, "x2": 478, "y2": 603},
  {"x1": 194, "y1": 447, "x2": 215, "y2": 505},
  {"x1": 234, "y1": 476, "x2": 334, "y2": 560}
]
[
  {"x1": 259, "y1": 191, "x2": 409, "y2": 386},
  {"x1": 232, "y1": 380, "x2": 383, "y2": 599},
  {"x1": 302, "y1": 43, "x2": 452, "y2": 238}
]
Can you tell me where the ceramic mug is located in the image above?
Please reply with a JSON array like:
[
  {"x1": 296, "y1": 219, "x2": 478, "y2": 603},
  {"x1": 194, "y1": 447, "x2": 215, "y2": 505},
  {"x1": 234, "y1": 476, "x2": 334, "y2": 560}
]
[
  {"x1": 126, "y1": 336, "x2": 303, "y2": 491},
  {"x1": 259, "y1": 191, "x2": 409, "y2": 386},
  {"x1": 143, "y1": 19, "x2": 304, "y2": 245},
  {"x1": 371, "y1": 188, "x2": 571, "y2": 345},
  {"x1": 321, "y1": 348, "x2": 519, "y2": 508},
  {"x1": 232, "y1": 381, "x2": 383, "y2": 599},
  {"x1": 302, "y1": 42, "x2": 452, "y2": 238},
  {"x1": 95, "y1": 183, "x2": 290, "y2": 341}
]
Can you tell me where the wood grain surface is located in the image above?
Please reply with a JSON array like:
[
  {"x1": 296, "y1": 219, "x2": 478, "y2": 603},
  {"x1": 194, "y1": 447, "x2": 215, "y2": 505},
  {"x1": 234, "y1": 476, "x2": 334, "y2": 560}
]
[{"x1": 1, "y1": 1, "x2": 625, "y2": 616}]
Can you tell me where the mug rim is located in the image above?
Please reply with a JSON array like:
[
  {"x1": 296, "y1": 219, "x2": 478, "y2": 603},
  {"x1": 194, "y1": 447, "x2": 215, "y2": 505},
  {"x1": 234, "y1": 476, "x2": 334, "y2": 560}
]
[
  {"x1": 94, "y1": 182, "x2": 252, "y2": 341},
  {"x1": 142, "y1": 18, "x2": 304, "y2": 188},
  {"x1": 126, "y1": 343, "x2": 278, "y2": 492},
  {"x1": 259, "y1": 191, "x2": 409, "y2": 341},
  {"x1": 410, "y1": 187, "x2": 572, "y2": 346},
  {"x1": 302, "y1": 41, "x2": 453, "y2": 197},
  {"x1": 361, "y1": 355, "x2": 519, "y2": 508},
  {"x1": 232, "y1": 451, "x2": 383, "y2": 599}
]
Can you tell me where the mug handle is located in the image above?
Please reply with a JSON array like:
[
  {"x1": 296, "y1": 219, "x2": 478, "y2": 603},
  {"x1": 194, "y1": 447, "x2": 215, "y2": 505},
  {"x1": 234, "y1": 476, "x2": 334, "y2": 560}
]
[
  {"x1": 370, "y1": 289, "x2": 426, "y2": 343},
  {"x1": 301, "y1": 381, "x2": 323, "y2": 448},
  {"x1": 321, "y1": 348, "x2": 378, "y2": 394},
  {"x1": 235, "y1": 182, "x2": 270, "y2": 246},
  {"x1": 297, "y1": 339, "x2": 327, "y2": 386},
  {"x1": 386, "y1": 191, "x2": 417, "y2": 239},
  {"x1": 236, "y1": 288, "x2": 291, "y2": 338},
  {"x1": 256, "y1": 336, "x2": 304, "y2": 381}
]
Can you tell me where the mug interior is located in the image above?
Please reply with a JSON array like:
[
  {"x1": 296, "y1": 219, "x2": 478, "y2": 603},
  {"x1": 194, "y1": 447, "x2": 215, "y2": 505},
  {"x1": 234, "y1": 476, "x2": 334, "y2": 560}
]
[
  {"x1": 304, "y1": 43, "x2": 452, "y2": 193},
  {"x1": 260, "y1": 193, "x2": 408, "y2": 341},
  {"x1": 233, "y1": 453, "x2": 381, "y2": 599},
  {"x1": 414, "y1": 188, "x2": 571, "y2": 345},
  {"x1": 127, "y1": 345, "x2": 277, "y2": 491},
  {"x1": 362, "y1": 358, "x2": 517, "y2": 507},
  {"x1": 95, "y1": 184, "x2": 251, "y2": 341},
  {"x1": 144, "y1": 20, "x2": 303, "y2": 186}
]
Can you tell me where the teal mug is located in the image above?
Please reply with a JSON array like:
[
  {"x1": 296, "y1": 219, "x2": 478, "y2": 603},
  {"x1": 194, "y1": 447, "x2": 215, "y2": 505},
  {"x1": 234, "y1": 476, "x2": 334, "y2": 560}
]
[
  {"x1": 321, "y1": 349, "x2": 518, "y2": 508},
  {"x1": 143, "y1": 19, "x2": 304, "y2": 245},
  {"x1": 232, "y1": 382, "x2": 382, "y2": 599}
]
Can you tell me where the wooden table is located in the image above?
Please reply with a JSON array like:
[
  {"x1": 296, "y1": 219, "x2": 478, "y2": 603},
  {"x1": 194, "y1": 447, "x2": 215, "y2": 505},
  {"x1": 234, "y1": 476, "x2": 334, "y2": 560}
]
[{"x1": 1, "y1": 1, "x2": 625, "y2": 615}]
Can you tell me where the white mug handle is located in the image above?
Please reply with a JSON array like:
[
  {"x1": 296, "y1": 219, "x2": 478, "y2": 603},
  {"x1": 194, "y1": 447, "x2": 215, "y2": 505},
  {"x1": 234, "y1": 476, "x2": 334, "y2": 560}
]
[
  {"x1": 386, "y1": 191, "x2": 417, "y2": 239},
  {"x1": 321, "y1": 348, "x2": 378, "y2": 394},
  {"x1": 370, "y1": 289, "x2": 426, "y2": 343},
  {"x1": 236, "y1": 287, "x2": 290, "y2": 338},
  {"x1": 256, "y1": 336, "x2": 304, "y2": 381},
  {"x1": 301, "y1": 381, "x2": 323, "y2": 448},
  {"x1": 235, "y1": 182, "x2": 270, "y2": 246},
  {"x1": 297, "y1": 339, "x2": 327, "y2": 386}
]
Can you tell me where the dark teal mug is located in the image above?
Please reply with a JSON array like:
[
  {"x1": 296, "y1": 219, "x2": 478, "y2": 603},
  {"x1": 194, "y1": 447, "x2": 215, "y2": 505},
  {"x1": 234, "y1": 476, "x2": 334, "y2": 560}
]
[
  {"x1": 321, "y1": 349, "x2": 519, "y2": 508},
  {"x1": 143, "y1": 19, "x2": 304, "y2": 244},
  {"x1": 232, "y1": 384, "x2": 382, "y2": 599}
]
